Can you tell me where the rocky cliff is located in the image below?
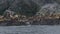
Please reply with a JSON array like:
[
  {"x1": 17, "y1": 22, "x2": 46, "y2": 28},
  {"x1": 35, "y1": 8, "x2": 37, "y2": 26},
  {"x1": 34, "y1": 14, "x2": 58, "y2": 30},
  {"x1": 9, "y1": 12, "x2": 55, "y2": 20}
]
[
  {"x1": 0, "y1": 0, "x2": 38, "y2": 16},
  {"x1": 0, "y1": 0, "x2": 60, "y2": 16}
]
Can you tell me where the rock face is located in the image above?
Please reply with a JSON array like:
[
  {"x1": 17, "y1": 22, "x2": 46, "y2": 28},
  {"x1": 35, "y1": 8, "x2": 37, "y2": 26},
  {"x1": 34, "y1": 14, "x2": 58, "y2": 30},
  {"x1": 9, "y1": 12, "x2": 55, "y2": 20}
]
[
  {"x1": 36, "y1": 3, "x2": 60, "y2": 17},
  {"x1": 0, "y1": 0, "x2": 38, "y2": 16},
  {"x1": 0, "y1": 0, "x2": 60, "y2": 16}
]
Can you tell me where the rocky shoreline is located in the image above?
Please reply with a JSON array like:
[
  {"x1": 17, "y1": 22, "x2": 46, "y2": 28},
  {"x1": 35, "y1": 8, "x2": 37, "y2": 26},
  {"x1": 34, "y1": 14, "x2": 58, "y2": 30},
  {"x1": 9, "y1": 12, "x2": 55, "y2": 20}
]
[
  {"x1": 0, "y1": 12, "x2": 60, "y2": 26},
  {"x1": 0, "y1": 18, "x2": 60, "y2": 26}
]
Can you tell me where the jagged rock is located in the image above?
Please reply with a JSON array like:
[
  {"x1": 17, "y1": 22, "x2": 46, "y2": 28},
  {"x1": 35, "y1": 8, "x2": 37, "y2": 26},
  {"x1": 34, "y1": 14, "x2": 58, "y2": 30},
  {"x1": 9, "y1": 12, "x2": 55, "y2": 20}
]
[
  {"x1": 0, "y1": 0, "x2": 60, "y2": 16},
  {"x1": 36, "y1": 3, "x2": 60, "y2": 17}
]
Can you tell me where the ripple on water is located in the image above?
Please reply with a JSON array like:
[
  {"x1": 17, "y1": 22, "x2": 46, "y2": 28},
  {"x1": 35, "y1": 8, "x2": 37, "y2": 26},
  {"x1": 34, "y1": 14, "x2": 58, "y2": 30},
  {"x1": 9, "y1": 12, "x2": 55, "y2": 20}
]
[{"x1": 0, "y1": 25, "x2": 60, "y2": 34}]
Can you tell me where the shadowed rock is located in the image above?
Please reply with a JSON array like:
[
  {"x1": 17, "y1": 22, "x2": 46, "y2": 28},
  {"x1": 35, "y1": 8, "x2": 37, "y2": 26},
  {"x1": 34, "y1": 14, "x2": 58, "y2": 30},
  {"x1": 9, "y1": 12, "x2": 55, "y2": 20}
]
[{"x1": 0, "y1": 0, "x2": 59, "y2": 16}]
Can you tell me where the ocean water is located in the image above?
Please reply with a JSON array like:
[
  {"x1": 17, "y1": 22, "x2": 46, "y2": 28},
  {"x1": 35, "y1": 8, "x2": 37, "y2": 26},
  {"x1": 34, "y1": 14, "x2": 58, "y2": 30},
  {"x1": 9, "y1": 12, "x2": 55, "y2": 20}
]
[{"x1": 0, "y1": 25, "x2": 60, "y2": 34}]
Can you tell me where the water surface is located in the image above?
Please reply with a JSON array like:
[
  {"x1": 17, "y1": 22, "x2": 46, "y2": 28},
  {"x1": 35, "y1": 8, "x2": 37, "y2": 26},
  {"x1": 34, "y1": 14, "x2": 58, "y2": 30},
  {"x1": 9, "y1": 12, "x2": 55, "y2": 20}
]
[{"x1": 0, "y1": 25, "x2": 60, "y2": 34}]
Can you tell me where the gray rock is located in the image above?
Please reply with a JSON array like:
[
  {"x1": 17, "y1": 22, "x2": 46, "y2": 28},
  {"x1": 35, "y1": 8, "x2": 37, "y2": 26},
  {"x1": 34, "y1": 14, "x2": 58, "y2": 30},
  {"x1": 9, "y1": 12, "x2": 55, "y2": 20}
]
[
  {"x1": 0, "y1": 0, "x2": 60, "y2": 16},
  {"x1": 36, "y1": 3, "x2": 60, "y2": 17}
]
